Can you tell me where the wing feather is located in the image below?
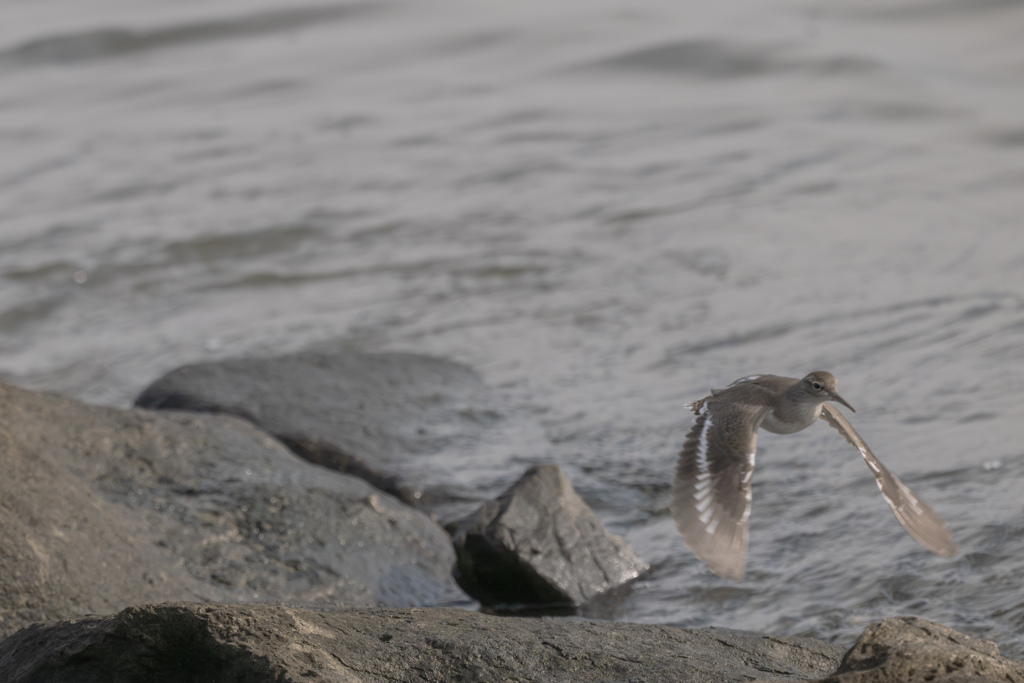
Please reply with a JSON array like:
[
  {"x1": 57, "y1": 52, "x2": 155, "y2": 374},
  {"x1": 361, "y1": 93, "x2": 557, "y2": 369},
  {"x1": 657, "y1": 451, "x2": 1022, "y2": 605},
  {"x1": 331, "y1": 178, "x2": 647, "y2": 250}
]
[
  {"x1": 820, "y1": 403, "x2": 957, "y2": 558},
  {"x1": 671, "y1": 401, "x2": 763, "y2": 579}
]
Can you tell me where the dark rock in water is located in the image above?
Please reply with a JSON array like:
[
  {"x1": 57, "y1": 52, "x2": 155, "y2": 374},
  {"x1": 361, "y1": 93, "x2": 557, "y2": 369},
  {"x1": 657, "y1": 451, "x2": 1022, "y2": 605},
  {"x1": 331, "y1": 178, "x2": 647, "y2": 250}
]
[
  {"x1": 448, "y1": 464, "x2": 647, "y2": 607},
  {"x1": 135, "y1": 350, "x2": 546, "y2": 519},
  {"x1": 817, "y1": 616, "x2": 1024, "y2": 682},
  {"x1": 0, "y1": 603, "x2": 846, "y2": 683},
  {"x1": 0, "y1": 381, "x2": 462, "y2": 640}
]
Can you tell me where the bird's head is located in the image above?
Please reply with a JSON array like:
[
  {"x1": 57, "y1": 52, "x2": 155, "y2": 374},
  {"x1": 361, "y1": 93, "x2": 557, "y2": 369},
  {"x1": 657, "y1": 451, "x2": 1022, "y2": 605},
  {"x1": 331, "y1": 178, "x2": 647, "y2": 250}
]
[{"x1": 798, "y1": 371, "x2": 855, "y2": 412}]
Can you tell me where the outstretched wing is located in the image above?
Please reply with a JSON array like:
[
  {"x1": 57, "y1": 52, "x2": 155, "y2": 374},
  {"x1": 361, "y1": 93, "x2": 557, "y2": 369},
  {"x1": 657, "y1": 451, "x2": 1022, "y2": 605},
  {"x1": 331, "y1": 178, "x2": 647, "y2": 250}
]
[
  {"x1": 820, "y1": 403, "x2": 957, "y2": 558},
  {"x1": 671, "y1": 400, "x2": 764, "y2": 580}
]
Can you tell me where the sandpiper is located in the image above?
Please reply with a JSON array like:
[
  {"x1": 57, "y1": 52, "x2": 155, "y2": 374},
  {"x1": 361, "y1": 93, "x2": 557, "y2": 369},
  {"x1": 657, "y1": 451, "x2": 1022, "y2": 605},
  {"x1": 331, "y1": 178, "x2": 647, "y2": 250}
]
[{"x1": 671, "y1": 371, "x2": 957, "y2": 580}]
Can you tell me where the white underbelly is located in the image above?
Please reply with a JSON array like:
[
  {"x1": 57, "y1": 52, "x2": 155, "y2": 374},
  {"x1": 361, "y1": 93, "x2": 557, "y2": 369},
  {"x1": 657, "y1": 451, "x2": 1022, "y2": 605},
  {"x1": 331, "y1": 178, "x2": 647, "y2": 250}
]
[{"x1": 760, "y1": 404, "x2": 822, "y2": 434}]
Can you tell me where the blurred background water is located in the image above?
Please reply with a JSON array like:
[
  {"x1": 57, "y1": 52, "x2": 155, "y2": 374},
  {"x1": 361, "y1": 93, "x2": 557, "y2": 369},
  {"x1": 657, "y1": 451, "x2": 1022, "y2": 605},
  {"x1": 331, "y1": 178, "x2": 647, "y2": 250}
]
[{"x1": 2, "y1": 0, "x2": 1024, "y2": 656}]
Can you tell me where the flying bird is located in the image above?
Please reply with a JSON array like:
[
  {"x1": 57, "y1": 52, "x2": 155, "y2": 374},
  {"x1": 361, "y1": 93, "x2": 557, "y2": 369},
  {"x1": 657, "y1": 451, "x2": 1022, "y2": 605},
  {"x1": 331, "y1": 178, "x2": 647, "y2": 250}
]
[{"x1": 671, "y1": 371, "x2": 957, "y2": 580}]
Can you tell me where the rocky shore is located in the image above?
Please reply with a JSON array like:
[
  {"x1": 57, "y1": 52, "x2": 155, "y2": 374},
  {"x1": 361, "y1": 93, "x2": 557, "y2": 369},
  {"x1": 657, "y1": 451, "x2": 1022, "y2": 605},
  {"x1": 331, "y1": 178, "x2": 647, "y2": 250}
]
[
  {"x1": 1, "y1": 349, "x2": 1021, "y2": 681},
  {"x1": 2, "y1": 604, "x2": 1021, "y2": 683}
]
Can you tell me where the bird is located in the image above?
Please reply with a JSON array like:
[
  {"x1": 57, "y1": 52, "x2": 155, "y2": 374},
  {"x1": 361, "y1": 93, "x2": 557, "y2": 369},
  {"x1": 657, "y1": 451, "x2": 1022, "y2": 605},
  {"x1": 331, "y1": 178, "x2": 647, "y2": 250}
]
[{"x1": 670, "y1": 371, "x2": 957, "y2": 580}]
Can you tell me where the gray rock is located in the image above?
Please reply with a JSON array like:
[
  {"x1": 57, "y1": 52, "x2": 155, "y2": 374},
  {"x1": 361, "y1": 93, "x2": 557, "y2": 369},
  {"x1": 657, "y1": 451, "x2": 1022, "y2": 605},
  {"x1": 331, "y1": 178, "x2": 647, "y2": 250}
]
[
  {"x1": 448, "y1": 464, "x2": 647, "y2": 607},
  {"x1": 0, "y1": 381, "x2": 462, "y2": 640},
  {"x1": 816, "y1": 616, "x2": 1024, "y2": 683},
  {"x1": 134, "y1": 350, "x2": 547, "y2": 519},
  {"x1": 0, "y1": 603, "x2": 846, "y2": 683}
]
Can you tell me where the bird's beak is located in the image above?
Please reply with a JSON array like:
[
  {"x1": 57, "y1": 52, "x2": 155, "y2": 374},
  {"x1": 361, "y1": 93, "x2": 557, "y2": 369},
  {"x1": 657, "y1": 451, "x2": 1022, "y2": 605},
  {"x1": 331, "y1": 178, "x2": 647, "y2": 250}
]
[{"x1": 830, "y1": 392, "x2": 856, "y2": 413}]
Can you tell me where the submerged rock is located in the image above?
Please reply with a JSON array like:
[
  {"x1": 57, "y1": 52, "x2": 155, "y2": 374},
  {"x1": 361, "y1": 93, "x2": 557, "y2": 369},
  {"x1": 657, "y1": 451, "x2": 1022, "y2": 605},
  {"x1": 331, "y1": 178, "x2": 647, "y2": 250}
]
[
  {"x1": 448, "y1": 464, "x2": 648, "y2": 607},
  {"x1": 818, "y1": 616, "x2": 1024, "y2": 682},
  {"x1": 135, "y1": 350, "x2": 545, "y2": 519},
  {"x1": 0, "y1": 381, "x2": 462, "y2": 640},
  {"x1": 0, "y1": 603, "x2": 846, "y2": 683}
]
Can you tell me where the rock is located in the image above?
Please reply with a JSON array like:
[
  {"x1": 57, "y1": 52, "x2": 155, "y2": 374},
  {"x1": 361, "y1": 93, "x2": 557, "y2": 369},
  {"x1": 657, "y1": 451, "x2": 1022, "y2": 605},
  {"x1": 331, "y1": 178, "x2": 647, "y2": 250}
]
[
  {"x1": 0, "y1": 603, "x2": 846, "y2": 683},
  {"x1": 816, "y1": 616, "x2": 1024, "y2": 682},
  {"x1": 448, "y1": 464, "x2": 647, "y2": 607},
  {"x1": 0, "y1": 381, "x2": 463, "y2": 640},
  {"x1": 134, "y1": 350, "x2": 546, "y2": 519}
]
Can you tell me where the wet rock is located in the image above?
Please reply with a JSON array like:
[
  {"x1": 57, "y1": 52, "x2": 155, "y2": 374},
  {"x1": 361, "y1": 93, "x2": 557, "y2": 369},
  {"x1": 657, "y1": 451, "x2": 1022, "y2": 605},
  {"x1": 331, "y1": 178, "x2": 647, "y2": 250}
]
[
  {"x1": 817, "y1": 616, "x2": 1024, "y2": 682},
  {"x1": 0, "y1": 381, "x2": 462, "y2": 640},
  {"x1": 135, "y1": 350, "x2": 545, "y2": 519},
  {"x1": 448, "y1": 464, "x2": 647, "y2": 607},
  {"x1": 0, "y1": 603, "x2": 846, "y2": 683}
]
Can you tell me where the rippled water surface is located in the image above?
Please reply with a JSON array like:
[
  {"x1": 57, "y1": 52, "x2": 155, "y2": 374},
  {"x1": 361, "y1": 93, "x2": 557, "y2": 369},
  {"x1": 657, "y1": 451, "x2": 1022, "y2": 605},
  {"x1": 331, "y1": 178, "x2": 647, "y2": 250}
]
[{"x1": 3, "y1": 0, "x2": 1024, "y2": 656}]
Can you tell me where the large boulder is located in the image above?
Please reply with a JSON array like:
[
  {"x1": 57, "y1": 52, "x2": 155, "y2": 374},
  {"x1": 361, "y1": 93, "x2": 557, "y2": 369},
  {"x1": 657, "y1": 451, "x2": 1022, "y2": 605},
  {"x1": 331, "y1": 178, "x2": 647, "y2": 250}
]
[
  {"x1": 135, "y1": 350, "x2": 546, "y2": 519},
  {"x1": 0, "y1": 381, "x2": 462, "y2": 640},
  {"x1": 448, "y1": 464, "x2": 647, "y2": 607},
  {"x1": 817, "y1": 616, "x2": 1024, "y2": 682},
  {"x1": 0, "y1": 603, "x2": 847, "y2": 683}
]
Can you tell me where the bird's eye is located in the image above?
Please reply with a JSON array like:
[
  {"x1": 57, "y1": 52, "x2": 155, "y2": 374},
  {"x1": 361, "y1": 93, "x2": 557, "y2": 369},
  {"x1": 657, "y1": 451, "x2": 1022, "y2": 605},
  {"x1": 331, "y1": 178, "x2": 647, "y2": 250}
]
[{"x1": 812, "y1": 381, "x2": 823, "y2": 391}]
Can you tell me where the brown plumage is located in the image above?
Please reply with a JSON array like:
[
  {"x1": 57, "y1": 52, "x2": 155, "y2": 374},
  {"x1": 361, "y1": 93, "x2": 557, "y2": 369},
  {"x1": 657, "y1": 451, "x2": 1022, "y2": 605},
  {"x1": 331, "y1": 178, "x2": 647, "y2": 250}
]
[{"x1": 671, "y1": 371, "x2": 957, "y2": 580}]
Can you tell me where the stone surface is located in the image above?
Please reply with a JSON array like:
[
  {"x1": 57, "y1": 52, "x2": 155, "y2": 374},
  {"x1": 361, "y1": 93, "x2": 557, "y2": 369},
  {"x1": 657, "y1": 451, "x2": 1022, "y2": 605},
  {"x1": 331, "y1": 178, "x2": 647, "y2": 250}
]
[
  {"x1": 448, "y1": 464, "x2": 647, "y2": 607},
  {"x1": 0, "y1": 603, "x2": 846, "y2": 683},
  {"x1": 0, "y1": 381, "x2": 462, "y2": 640},
  {"x1": 134, "y1": 349, "x2": 546, "y2": 519},
  {"x1": 817, "y1": 616, "x2": 1024, "y2": 683}
]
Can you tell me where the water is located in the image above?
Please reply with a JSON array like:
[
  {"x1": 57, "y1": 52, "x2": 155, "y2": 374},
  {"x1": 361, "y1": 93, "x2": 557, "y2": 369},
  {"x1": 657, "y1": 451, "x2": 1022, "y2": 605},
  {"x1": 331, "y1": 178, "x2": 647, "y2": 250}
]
[{"x1": 3, "y1": 0, "x2": 1024, "y2": 657}]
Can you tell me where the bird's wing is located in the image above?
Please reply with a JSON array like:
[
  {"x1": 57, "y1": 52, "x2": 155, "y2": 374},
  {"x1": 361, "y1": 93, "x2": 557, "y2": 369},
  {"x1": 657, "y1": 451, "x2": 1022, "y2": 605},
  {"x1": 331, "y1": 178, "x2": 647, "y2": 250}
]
[
  {"x1": 819, "y1": 403, "x2": 957, "y2": 558},
  {"x1": 726, "y1": 374, "x2": 764, "y2": 387},
  {"x1": 671, "y1": 400, "x2": 765, "y2": 580}
]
